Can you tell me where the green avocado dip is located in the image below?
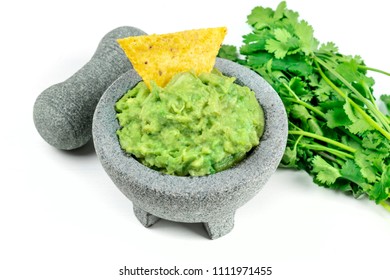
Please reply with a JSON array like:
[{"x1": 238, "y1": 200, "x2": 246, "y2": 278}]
[{"x1": 115, "y1": 69, "x2": 264, "y2": 176}]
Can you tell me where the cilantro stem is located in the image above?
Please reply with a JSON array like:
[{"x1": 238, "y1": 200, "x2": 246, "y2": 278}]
[
  {"x1": 380, "y1": 201, "x2": 390, "y2": 212},
  {"x1": 283, "y1": 83, "x2": 326, "y2": 118},
  {"x1": 301, "y1": 143, "x2": 353, "y2": 160},
  {"x1": 338, "y1": 127, "x2": 362, "y2": 144},
  {"x1": 288, "y1": 130, "x2": 357, "y2": 153},
  {"x1": 358, "y1": 65, "x2": 390, "y2": 77},
  {"x1": 317, "y1": 152, "x2": 345, "y2": 166},
  {"x1": 358, "y1": 80, "x2": 378, "y2": 111},
  {"x1": 315, "y1": 57, "x2": 390, "y2": 130},
  {"x1": 288, "y1": 121, "x2": 302, "y2": 131},
  {"x1": 294, "y1": 135, "x2": 303, "y2": 151},
  {"x1": 286, "y1": 82, "x2": 363, "y2": 145},
  {"x1": 314, "y1": 60, "x2": 390, "y2": 141}
]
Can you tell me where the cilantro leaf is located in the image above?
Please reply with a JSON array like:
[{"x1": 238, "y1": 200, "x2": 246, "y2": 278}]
[
  {"x1": 362, "y1": 131, "x2": 383, "y2": 149},
  {"x1": 325, "y1": 107, "x2": 352, "y2": 128},
  {"x1": 246, "y1": 52, "x2": 273, "y2": 68},
  {"x1": 273, "y1": 1, "x2": 287, "y2": 21},
  {"x1": 354, "y1": 150, "x2": 378, "y2": 183},
  {"x1": 280, "y1": 146, "x2": 297, "y2": 168},
  {"x1": 319, "y1": 42, "x2": 338, "y2": 53},
  {"x1": 371, "y1": 165, "x2": 390, "y2": 203},
  {"x1": 243, "y1": 33, "x2": 266, "y2": 45},
  {"x1": 343, "y1": 101, "x2": 374, "y2": 134},
  {"x1": 289, "y1": 77, "x2": 312, "y2": 101},
  {"x1": 312, "y1": 156, "x2": 341, "y2": 185},
  {"x1": 247, "y1": 6, "x2": 276, "y2": 30},
  {"x1": 293, "y1": 20, "x2": 319, "y2": 55},
  {"x1": 340, "y1": 160, "x2": 366, "y2": 185},
  {"x1": 272, "y1": 54, "x2": 313, "y2": 77},
  {"x1": 218, "y1": 45, "x2": 239, "y2": 61},
  {"x1": 247, "y1": 1, "x2": 288, "y2": 30},
  {"x1": 265, "y1": 28, "x2": 300, "y2": 59}
]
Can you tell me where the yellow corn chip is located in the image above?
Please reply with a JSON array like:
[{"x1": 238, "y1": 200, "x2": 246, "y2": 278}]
[{"x1": 117, "y1": 27, "x2": 227, "y2": 89}]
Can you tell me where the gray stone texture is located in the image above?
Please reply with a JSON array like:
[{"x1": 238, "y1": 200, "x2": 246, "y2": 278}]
[
  {"x1": 92, "y1": 58, "x2": 288, "y2": 239},
  {"x1": 33, "y1": 26, "x2": 146, "y2": 150}
]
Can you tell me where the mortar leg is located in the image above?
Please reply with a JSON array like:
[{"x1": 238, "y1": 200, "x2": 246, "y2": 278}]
[
  {"x1": 203, "y1": 212, "x2": 235, "y2": 239},
  {"x1": 133, "y1": 206, "x2": 160, "y2": 227}
]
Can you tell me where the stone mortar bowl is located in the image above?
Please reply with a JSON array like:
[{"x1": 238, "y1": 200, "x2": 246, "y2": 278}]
[{"x1": 92, "y1": 58, "x2": 288, "y2": 239}]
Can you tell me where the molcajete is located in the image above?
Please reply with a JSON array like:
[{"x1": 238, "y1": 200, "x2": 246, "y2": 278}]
[{"x1": 92, "y1": 58, "x2": 288, "y2": 239}]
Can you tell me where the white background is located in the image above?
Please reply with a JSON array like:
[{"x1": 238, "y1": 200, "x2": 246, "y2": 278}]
[{"x1": 1, "y1": 0, "x2": 390, "y2": 279}]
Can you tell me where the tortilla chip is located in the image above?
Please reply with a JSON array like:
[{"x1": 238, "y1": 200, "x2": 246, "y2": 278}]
[{"x1": 117, "y1": 27, "x2": 227, "y2": 89}]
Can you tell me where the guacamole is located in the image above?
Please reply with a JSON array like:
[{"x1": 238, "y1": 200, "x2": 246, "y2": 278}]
[{"x1": 115, "y1": 70, "x2": 264, "y2": 176}]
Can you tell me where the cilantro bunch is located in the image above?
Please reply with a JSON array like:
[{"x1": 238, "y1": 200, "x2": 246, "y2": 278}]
[{"x1": 219, "y1": 1, "x2": 390, "y2": 210}]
